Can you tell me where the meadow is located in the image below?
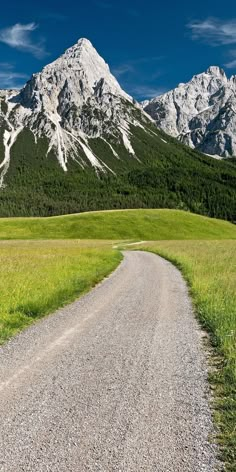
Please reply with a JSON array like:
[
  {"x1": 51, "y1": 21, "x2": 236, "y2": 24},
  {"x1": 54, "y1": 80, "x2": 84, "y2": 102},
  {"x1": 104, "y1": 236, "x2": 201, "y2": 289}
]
[
  {"x1": 0, "y1": 240, "x2": 121, "y2": 344},
  {"x1": 0, "y1": 210, "x2": 235, "y2": 469},
  {"x1": 0, "y1": 209, "x2": 235, "y2": 240}
]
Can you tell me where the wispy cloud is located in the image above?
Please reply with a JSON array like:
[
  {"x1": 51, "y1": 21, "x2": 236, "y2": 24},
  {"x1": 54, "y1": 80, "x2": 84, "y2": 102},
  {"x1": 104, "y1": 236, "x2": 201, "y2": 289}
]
[
  {"x1": 128, "y1": 85, "x2": 166, "y2": 99},
  {"x1": 0, "y1": 62, "x2": 13, "y2": 69},
  {"x1": 225, "y1": 55, "x2": 236, "y2": 69},
  {"x1": 112, "y1": 56, "x2": 164, "y2": 99},
  {"x1": 187, "y1": 17, "x2": 236, "y2": 70},
  {"x1": 0, "y1": 63, "x2": 28, "y2": 89},
  {"x1": 0, "y1": 23, "x2": 47, "y2": 58},
  {"x1": 187, "y1": 18, "x2": 236, "y2": 46},
  {"x1": 112, "y1": 56, "x2": 163, "y2": 78},
  {"x1": 112, "y1": 64, "x2": 134, "y2": 77}
]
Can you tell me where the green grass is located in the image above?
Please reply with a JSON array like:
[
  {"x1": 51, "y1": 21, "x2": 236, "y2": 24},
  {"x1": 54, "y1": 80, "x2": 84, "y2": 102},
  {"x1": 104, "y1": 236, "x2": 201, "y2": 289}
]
[
  {"x1": 0, "y1": 240, "x2": 122, "y2": 344},
  {"x1": 0, "y1": 209, "x2": 235, "y2": 240},
  {"x1": 0, "y1": 209, "x2": 235, "y2": 469},
  {"x1": 139, "y1": 240, "x2": 236, "y2": 471}
]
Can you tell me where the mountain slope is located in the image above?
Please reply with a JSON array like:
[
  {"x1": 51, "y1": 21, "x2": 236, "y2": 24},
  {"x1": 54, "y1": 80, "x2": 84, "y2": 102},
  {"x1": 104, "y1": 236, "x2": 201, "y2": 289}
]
[
  {"x1": 0, "y1": 42, "x2": 235, "y2": 220},
  {"x1": 143, "y1": 66, "x2": 236, "y2": 158},
  {"x1": 0, "y1": 38, "x2": 149, "y2": 178}
]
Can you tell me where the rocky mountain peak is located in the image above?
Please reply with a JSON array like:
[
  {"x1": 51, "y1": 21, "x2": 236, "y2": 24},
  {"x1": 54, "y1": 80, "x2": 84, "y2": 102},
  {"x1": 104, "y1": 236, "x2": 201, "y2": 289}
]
[
  {"x1": 0, "y1": 37, "x2": 150, "y2": 182},
  {"x1": 143, "y1": 66, "x2": 236, "y2": 158},
  {"x1": 18, "y1": 37, "x2": 132, "y2": 112},
  {"x1": 206, "y1": 65, "x2": 226, "y2": 78}
]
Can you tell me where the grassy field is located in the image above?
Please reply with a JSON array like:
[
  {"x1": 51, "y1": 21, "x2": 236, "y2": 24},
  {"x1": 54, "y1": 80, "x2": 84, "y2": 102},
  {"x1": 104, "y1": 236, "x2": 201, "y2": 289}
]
[
  {"x1": 0, "y1": 209, "x2": 235, "y2": 240},
  {"x1": 138, "y1": 240, "x2": 236, "y2": 471},
  {"x1": 0, "y1": 209, "x2": 235, "y2": 469},
  {"x1": 0, "y1": 240, "x2": 121, "y2": 344}
]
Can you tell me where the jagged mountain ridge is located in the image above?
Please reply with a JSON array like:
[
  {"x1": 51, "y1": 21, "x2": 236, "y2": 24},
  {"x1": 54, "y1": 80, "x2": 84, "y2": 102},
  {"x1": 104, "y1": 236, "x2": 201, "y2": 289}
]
[
  {"x1": 0, "y1": 39, "x2": 235, "y2": 221},
  {"x1": 0, "y1": 38, "x2": 152, "y2": 184},
  {"x1": 143, "y1": 66, "x2": 236, "y2": 158}
]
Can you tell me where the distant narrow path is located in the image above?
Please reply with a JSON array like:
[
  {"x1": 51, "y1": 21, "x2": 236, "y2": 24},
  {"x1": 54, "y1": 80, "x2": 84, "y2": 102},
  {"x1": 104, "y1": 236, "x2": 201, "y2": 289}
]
[{"x1": 0, "y1": 251, "x2": 217, "y2": 471}]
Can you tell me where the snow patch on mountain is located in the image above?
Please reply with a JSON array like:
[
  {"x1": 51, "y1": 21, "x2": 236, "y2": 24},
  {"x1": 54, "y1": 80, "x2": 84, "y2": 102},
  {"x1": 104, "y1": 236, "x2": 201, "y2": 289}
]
[
  {"x1": 0, "y1": 38, "x2": 151, "y2": 185},
  {"x1": 101, "y1": 137, "x2": 120, "y2": 159},
  {"x1": 120, "y1": 125, "x2": 135, "y2": 155},
  {"x1": 0, "y1": 94, "x2": 29, "y2": 186}
]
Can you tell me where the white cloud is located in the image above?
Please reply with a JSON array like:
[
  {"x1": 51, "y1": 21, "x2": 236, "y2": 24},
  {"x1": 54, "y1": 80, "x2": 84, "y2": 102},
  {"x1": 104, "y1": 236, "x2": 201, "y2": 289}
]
[
  {"x1": 187, "y1": 18, "x2": 236, "y2": 46},
  {"x1": 0, "y1": 62, "x2": 13, "y2": 69},
  {"x1": 0, "y1": 23, "x2": 47, "y2": 58},
  {"x1": 223, "y1": 49, "x2": 236, "y2": 68},
  {"x1": 0, "y1": 63, "x2": 28, "y2": 89},
  {"x1": 225, "y1": 58, "x2": 236, "y2": 68},
  {"x1": 112, "y1": 64, "x2": 135, "y2": 77},
  {"x1": 187, "y1": 18, "x2": 236, "y2": 70}
]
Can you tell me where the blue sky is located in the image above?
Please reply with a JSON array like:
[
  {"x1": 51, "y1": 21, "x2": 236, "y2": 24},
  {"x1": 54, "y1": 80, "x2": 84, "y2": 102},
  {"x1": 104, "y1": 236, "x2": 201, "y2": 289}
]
[{"x1": 0, "y1": 0, "x2": 236, "y2": 99}]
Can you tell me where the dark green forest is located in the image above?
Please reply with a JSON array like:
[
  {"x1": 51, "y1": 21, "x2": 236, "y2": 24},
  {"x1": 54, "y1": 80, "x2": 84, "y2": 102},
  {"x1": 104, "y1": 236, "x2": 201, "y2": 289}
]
[{"x1": 0, "y1": 124, "x2": 235, "y2": 221}]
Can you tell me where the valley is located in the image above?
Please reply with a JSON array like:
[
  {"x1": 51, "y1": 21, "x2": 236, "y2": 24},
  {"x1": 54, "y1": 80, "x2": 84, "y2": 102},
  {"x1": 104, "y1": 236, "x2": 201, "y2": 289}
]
[
  {"x1": 0, "y1": 39, "x2": 235, "y2": 221},
  {"x1": 0, "y1": 209, "x2": 235, "y2": 469},
  {"x1": 0, "y1": 28, "x2": 235, "y2": 472}
]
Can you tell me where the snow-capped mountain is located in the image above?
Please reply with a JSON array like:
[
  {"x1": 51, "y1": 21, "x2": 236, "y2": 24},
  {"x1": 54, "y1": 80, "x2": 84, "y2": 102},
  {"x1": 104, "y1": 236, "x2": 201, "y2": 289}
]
[
  {"x1": 143, "y1": 66, "x2": 236, "y2": 158},
  {"x1": 0, "y1": 38, "x2": 152, "y2": 184},
  {"x1": 0, "y1": 40, "x2": 235, "y2": 221}
]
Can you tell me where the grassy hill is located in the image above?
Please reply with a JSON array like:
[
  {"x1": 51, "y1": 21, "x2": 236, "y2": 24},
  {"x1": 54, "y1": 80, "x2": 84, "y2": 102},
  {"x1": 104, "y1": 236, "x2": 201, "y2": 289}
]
[{"x1": 0, "y1": 209, "x2": 235, "y2": 240}]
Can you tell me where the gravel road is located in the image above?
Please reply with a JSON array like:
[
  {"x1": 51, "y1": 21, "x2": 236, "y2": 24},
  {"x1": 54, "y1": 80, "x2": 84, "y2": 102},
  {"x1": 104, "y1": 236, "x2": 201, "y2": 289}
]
[{"x1": 0, "y1": 251, "x2": 218, "y2": 471}]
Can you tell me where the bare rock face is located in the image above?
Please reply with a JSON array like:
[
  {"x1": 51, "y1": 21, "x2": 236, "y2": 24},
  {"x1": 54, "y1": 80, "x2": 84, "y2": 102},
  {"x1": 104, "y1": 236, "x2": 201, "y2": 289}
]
[
  {"x1": 0, "y1": 38, "x2": 150, "y2": 181},
  {"x1": 143, "y1": 66, "x2": 236, "y2": 158}
]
